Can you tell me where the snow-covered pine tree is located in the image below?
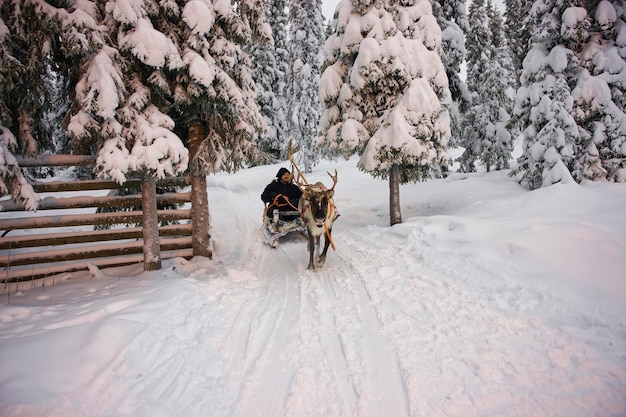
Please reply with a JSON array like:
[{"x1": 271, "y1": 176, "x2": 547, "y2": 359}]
[
  {"x1": 504, "y1": 0, "x2": 534, "y2": 86},
  {"x1": 62, "y1": 1, "x2": 188, "y2": 185},
  {"x1": 0, "y1": 0, "x2": 66, "y2": 158},
  {"x1": 286, "y1": 0, "x2": 324, "y2": 173},
  {"x1": 0, "y1": 0, "x2": 75, "y2": 209},
  {"x1": 0, "y1": 124, "x2": 39, "y2": 211},
  {"x1": 458, "y1": 0, "x2": 490, "y2": 172},
  {"x1": 324, "y1": 8, "x2": 336, "y2": 39},
  {"x1": 432, "y1": 0, "x2": 470, "y2": 149},
  {"x1": 172, "y1": 0, "x2": 273, "y2": 175},
  {"x1": 319, "y1": 0, "x2": 450, "y2": 225},
  {"x1": 63, "y1": 0, "x2": 272, "y2": 179},
  {"x1": 43, "y1": 65, "x2": 72, "y2": 157},
  {"x1": 465, "y1": 0, "x2": 491, "y2": 93},
  {"x1": 512, "y1": 0, "x2": 587, "y2": 189},
  {"x1": 573, "y1": 0, "x2": 626, "y2": 182},
  {"x1": 458, "y1": 96, "x2": 481, "y2": 172},
  {"x1": 479, "y1": 1, "x2": 516, "y2": 171},
  {"x1": 250, "y1": 0, "x2": 289, "y2": 161}
]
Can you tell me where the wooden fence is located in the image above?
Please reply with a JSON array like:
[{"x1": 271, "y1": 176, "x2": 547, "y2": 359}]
[{"x1": 0, "y1": 155, "x2": 209, "y2": 283}]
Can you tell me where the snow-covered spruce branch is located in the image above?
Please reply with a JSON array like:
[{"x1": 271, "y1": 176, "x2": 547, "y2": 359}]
[{"x1": 0, "y1": 126, "x2": 40, "y2": 211}]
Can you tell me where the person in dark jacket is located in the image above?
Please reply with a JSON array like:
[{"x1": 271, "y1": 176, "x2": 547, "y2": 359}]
[{"x1": 261, "y1": 168, "x2": 302, "y2": 220}]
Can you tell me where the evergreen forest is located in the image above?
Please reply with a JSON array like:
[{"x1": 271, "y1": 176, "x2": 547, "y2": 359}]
[{"x1": 0, "y1": 0, "x2": 624, "y2": 223}]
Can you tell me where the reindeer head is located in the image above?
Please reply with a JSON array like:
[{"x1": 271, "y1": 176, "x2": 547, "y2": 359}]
[
  {"x1": 303, "y1": 182, "x2": 335, "y2": 227},
  {"x1": 288, "y1": 141, "x2": 338, "y2": 229}
]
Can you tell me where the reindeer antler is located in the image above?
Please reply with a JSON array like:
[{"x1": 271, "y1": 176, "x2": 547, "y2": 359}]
[
  {"x1": 327, "y1": 169, "x2": 338, "y2": 192},
  {"x1": 288, "y1": 141, "x2": 338, "y2": 192},
  {"x1": 287, "y1": 140, "x2": 309, "y2": 188}
]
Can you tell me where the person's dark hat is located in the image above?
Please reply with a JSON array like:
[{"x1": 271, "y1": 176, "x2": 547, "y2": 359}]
[{"x1": 276, "y1": 167, "x2": 290, "y2": 178}]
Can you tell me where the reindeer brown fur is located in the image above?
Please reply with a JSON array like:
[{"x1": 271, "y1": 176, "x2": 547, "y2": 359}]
[{"x1": 288, "y1": 142, "x2": 339, "y2": 270}]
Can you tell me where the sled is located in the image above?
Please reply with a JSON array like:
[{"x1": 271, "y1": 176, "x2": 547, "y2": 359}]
[{"x1": 261, "y1": 208, "x2": 307, "y2": 248}]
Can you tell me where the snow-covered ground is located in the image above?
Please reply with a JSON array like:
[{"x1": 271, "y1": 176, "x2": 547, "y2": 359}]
[{"x1": 1, "y1": 156, "x2": 625, "y2": 417}]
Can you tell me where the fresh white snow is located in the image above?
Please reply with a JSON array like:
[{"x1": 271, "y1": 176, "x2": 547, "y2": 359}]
[{"x1": 1, "y1": 156, "x2": 625, "y2": 417}]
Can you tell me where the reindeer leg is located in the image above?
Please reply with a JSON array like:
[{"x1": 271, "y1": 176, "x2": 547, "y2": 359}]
[
  {"x1": 307, "y1": 231, "x2": 316, "y2": 270},
  {"x1": 314, "y1": 235, "x2": 321, "y2": 259},
  {"x1": 316, "y1": 228, "x2": 332, "y2": 268}
]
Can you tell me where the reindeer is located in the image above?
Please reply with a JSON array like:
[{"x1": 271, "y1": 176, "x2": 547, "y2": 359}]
[{"x1": 289, "y1": 143, "x2": 339, "y2": 270}]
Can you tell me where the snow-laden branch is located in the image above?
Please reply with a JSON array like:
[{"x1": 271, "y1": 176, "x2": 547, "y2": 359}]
[{"x1": 0, "y1": 126, "x2": 40, "y2": 211}]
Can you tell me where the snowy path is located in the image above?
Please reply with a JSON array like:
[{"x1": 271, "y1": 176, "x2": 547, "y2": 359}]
[
  {"x1": 203, "y1": 174, "x2": 415, "y2": 417},
  {"x1": 181, "y1": 166, "x2": 625, "y2": 417},
  {"x1": 1, "y1": 160, "x2": 625, "y2": 417}
]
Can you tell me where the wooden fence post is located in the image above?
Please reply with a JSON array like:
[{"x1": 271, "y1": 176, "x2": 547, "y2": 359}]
[
  {"x1": 188, "y1": 121, "x2": 212, "y2": 258},
  {"x1": 142, "y1": 176, "x2": 162, "y2": 270}
]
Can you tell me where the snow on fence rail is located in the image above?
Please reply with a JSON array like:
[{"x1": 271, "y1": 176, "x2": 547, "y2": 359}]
[{"x1": 0, "y1": 155, "x2": 210, "y2": 283}]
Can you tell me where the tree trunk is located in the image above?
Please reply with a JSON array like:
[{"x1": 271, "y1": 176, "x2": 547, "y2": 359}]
[
  {"x1": 188, "y1": 121, "x2": 212, "y2": 258},
  {"x1": 389, "y1": 164, "x2": 402, "y2": 226},
  {"x1": 142, "y1": 176, "x2": 162, "y2": 271},
  {"x1": 304, "y1": 142, "x2": 313, "y2": 174}
]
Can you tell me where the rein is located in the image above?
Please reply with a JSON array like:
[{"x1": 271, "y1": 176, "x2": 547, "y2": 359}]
[
  {"x1": 324, "y1": 223, "x2": 336, "y2": 251},
  {"x1": 271, "y1": 194, "x2": 299, "y2": 211}
]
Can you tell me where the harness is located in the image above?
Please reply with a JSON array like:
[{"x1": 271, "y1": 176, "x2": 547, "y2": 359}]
[{"x1": 269, "y1": 194, "x2": 299, "y2": 211}]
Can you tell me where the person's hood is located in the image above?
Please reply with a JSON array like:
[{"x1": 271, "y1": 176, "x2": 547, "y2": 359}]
[{"x1": 276, "y1": 167, "x2": 290, "y2": 178}]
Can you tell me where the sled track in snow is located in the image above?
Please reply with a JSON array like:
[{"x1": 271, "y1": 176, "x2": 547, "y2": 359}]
[
  {"x1": 330, "y1": 227, "x2": 626, "y2": 416},
  {"x1": 305, "y1": 243, "x2": 412, "y2": 416},
  {"x1": 211, "y1": 180, "x2": 414, "y2": 416},
  {"x1": 210, "y1": 181, "x2": 308, "y2": 416}
]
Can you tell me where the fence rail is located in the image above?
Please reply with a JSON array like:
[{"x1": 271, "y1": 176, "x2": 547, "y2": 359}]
[{"x1": 1, "y1": 155, "x2": 209, "y2": 283}]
